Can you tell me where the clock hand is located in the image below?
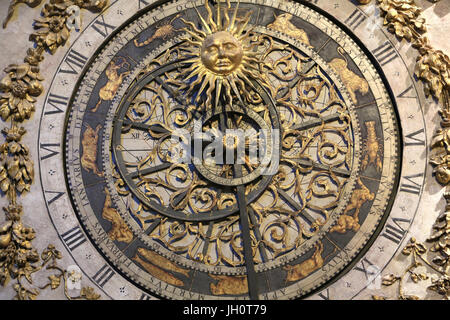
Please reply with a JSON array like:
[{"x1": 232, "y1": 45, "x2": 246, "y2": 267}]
[
  {"x1": 248, "y1": 206, "x2": 269, "y2": 262},
  {"x1": 286, "y1": 158, "x2": 351, "y2": 178},
  {"x1": 290, "y1": 112, "x2": 343, "y2": 131},
  {"x1": 121, "y1": 119, "x2": 170, "y2": 134},
  {"x1": 127, "y1": 162, "x2": 172, "y2": 179},
  {"x1": 235, "y1": 164, "x2": 259, "y2": 300},
  {"x1": 277, "y1": 189, "x2": 317, "y2": 225}
]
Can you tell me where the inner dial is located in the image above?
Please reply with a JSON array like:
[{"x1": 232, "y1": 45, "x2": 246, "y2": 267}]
[
  {"x1": 112, "y1": 64, "x2": 281, "y2": 222},
  {"x1": 105, "y1": 25, "x2": 360, "y2": 280}
]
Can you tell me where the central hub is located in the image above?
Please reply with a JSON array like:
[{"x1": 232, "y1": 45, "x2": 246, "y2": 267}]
[{"x1": 223, "y1": 133, "x2": 240, "y2": 151}]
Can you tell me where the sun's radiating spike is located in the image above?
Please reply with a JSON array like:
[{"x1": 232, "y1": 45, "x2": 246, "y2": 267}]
[
  {"x1": 186, "y1": 72, "x2": 206, "y2": 96},
  {"x1": 216, "y1": 0, "x2": 222, "y2": 30},
  {"x1": 184, "y1": 38, "x2": 203, "y2": 47},
  {"x1": 193, "y1": 3, "x2": 212, "y2": 34},
  {"x1": 204, "y1": 0, "x2": 217, "y2": 32},
  {"x1": 224, "y1": 0, "x2": 231, "y2": 29},
  {"x1": 236, "y1": 11, "x2": 252, "y2": 36},
  {"x1": 239, "y1": 73, "x2": 257, "y2": 92},
  {"x1": 215, "y1": 78, "x2": 223, "y2": 109},
  {"x1": 196, "y1": 73, "x2": 211, "y2": 102},
  {"x1": 185, "y1": 68, "x2": 203, "y2": 81},
  {"x1": 228, "y1": 75, "x2": 245, "y2": 106},
  {"x1": 181, "y1": 18, "x2": 207, "y2": 38},
  {"x1": 228, "y1": 0, "x2": 240, "y2": 32},
  {"x1": 205, "y1": 77, "x2": 216, "y2": 107},
  {"x1": 183, "y1": 29, "x2": 205, "y2": 42},
  {"x1": 181, "y1": 58, "x2": 203, "y2": 65},
  {"x1": 223, "y1": 80, "x2": 233, "y2": 107}
]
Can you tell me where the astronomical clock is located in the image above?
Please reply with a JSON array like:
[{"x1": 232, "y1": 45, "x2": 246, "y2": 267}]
[{"x1": 0, "y1": 0, "x2": 449, "y2": 301}]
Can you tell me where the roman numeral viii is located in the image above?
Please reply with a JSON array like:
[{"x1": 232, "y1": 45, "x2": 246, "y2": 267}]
[{"x1": 59, "y1": 49, "x2": 88, "y2": 75}]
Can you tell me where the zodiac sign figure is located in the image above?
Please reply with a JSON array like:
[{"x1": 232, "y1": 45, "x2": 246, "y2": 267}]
[
  {"x1": 133, "y1": 247, "x2": 188, "y2": 287},
  {"x1": 329, "y1": 48, "x2": 369, "y2": 105},
  {"x1": 284, "y1": 242, "x2": 324, "y2": 282},
  {"x1": 267, "y1": 13, "x2": 311, "y2": 47},
  {"x1": 331, "y1": 178, "x2": 375, "y2": 234},
  {"x1": 81, "y1": 124, "x2": 102, "y2": 176},
  {"x1": 134, "y1": 14, "x2": 181, "y2": 47},
  {"x1": 91, "y1": 57, "x2": 130, "y2": 112},
  {"x1": 361, "y1": 121, "x2": 383, "y2": 172},
  {"x1": 210, "y1": 275, "x2": 249, "y2": 295},
  {"x1": 101, "y1": 187, "x2": 133, "y2": 243}
]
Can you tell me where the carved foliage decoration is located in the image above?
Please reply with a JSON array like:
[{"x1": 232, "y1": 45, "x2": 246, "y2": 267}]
[
  {"x1": 0, "y1": 0, "x2": 108, "y2": 300},
  {"x1": 368, "y1": 0, "x2": 450, "y2": 300}
]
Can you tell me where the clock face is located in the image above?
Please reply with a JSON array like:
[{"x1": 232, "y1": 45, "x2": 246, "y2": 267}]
[{"x1": 37, "y1": 0, "x2": 427, "y2": 300}]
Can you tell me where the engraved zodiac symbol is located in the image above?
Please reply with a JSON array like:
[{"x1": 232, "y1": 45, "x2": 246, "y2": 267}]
[
  {"x1": 133, "y1": 247, "x2": 188, "y2": 287},
  {"x1": 92, "y1": 57, "x2": 130, "y2": 112},
  {"x1": 81, "y1": 123, "x2": 103, "y2": 176},
  {"x1": 284, "y1": 242, "x2": 324, "y2": 282},
  {"x1": 134, "y1": 14, "x2": 181, "y2": 47},
  {"x1": 361, "y1": 121, "x2": 382, "y2": 172},
  {"x1": 101, "y1": 187, "x2": 133, "y2": 243},
  {"x1": 267, "y1": 13, "x2": 311, "y2": 47},
  {"x1": 330, "y1": 178, "x2": 375, "y2": 234},
  {"x1": 329, "y1": 47, "x2": 369, "y2": 105},
  {"x1": 209, "y1": 275, "x2": 249, "y2": 295}
]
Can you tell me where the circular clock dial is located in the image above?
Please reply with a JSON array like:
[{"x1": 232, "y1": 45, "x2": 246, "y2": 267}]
[{"x1": 64, "y1": 0, "x2": 400, "y2": 299}]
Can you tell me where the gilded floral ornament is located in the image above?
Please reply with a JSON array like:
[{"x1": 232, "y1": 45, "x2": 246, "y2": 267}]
[
  {"x1": 30, "y1": 7, "x2": 71, "y2": 54},
  {"x1": 377, "y1": 0, "x2": 426, "y2": 41},
  {"x1": 428, "y1": 275, "x2": 450, "y2": 299},
  {"x1": 0, "y1": 64, "x2": 43, "y2": 122},
  {"x1": 0, "y1": 204, "x2": 39, "y2": 287},
  {"x1": 0, "y1": 0, "x2": 108, "y2": 300},
  {"x1": 29, "y1": 0, "x2": 108, "y2": 54},
  {"x1": 429, "y1": 109, "x2": 450, "y2": 185},
  {"x1": 413, "y1": 37, "x2": 450, "y2": 100},
  {"x1": 377, "y1": 0, "x2": 449, "y2": 104},
  {"x1": 0, "y1": 126, "x2": 34, "y2": 196}
]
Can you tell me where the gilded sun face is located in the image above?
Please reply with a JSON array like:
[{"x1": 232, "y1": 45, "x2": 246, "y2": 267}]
[
  {"x1": 201, "y1": 31, "x2": 244, "y2": 75},
  {"x1": 179, "y1": 0, "x2": 261, "y2": 108}
]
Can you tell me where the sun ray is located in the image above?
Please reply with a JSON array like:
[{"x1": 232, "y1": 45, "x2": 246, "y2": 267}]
[
  {"x1": 204, "y1": 0, "x2": 217, "y2": 32},
  {"x1": 236, "y1": 11, "x2": 252, "y2": 37},
  {"x1": 223, "y1": 0, "x2": 231, "y2": 29},
  {"x1": 228, "y1": 0, "x2": 240, "y2": 33},
  {"x1": 215, "y1": 78, "x2": 223, "y2": 109},
  {"x1": 180, "y1": 18, "x2": 207, "y2": 38},
  {"x1": 193, "y1": 3, "x2": 212, "y2": 34},
  {"x1": 216, "y1": 0, "x2": 222, "y2": 30}
]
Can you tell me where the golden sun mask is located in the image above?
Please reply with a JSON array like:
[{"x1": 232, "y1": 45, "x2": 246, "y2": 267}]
[
  {"x1": 179, "y1": 0, "x2": 261, "y2": 107},
  {"x1": 201, "y1": 31, "x2": 244, "y2": 75}
]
